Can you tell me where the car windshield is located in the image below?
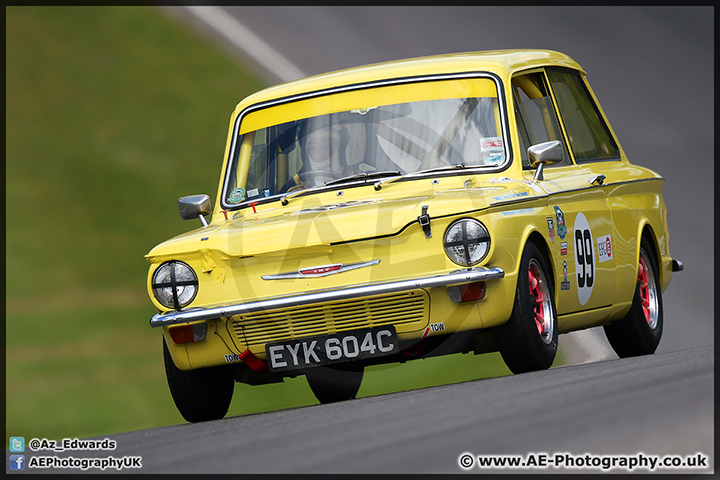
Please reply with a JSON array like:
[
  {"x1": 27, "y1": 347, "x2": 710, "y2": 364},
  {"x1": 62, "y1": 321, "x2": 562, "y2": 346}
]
[{"x1": 223, "y1": 76, "x2": 507, "y2": 206}]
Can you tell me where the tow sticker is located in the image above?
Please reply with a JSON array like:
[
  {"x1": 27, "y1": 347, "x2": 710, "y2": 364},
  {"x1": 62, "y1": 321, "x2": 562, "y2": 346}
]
[
  {"x1": 224, "y1": 353, "x2": 241, "y2": 363},
  {"x1": 421, "y1": 322, "x2": 446, "y2": 339}
]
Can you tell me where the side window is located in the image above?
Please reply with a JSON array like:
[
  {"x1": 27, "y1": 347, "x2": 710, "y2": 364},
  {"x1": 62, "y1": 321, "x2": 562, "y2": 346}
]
[
  {"x1": 512, "y1": 72, "x2": 571, "y2": 168},
  {"x1": 547, "y1": 68, "x2": 620, "y2": 163}
]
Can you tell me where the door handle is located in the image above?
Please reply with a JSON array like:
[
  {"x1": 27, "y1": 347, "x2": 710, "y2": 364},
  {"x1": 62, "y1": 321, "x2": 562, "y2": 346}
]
[{"x1": 589, "y1": 174, "x2": 606, "y2": 186}]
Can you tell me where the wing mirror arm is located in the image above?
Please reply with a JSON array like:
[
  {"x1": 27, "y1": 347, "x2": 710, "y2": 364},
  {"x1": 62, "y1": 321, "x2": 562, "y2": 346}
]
[
  {"x1": 528, "y1": 140, "x2": 563, "y2": 181},
  {"x1": 178, "y1": 194, "x2": 212, "y2": 227}
]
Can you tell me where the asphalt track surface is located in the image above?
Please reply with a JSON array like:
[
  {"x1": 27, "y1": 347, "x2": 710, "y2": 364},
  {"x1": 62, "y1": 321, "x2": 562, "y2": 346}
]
[
  {"x1": 9, "y1": 7, "x2": 713, "y2": 475},
  {"x1": 10, "y1": 346, "x2": 713, "y2": 474}
]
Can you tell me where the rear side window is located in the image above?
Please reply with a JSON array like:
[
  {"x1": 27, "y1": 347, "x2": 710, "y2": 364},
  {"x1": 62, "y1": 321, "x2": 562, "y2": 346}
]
[{"x1": 547, "y1": 68, "x2": 620, "y2": 163}]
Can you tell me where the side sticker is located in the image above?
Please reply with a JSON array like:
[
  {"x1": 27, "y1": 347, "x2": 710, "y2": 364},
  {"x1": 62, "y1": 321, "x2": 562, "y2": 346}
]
[
  {"x1": 574, "y1": 212, "x2": 595, "y2": 306},
  {"x1": 554, "y1": 206, "x2": 567, "y2": 240},
  {"x1": 561, "y1": 261, "x2": 570, "y2": 291},
  {"x1": 502, "y1": 207, "x2": 536, "y2": 216},
  {"x1": 597, "y1": 235, "x2": 613, "y2": 263},
  {"x1": 547, "y1": 218, "x2": 555, "y2": 243},
  {"x1": 493, "y1": 191, "x2": 529, "y2": 201}
]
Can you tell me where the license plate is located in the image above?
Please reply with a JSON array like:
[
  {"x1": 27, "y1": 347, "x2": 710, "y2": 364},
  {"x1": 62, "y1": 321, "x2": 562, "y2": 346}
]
[{"x1": 265, "y1": 326, "x2": 399, "y2": 373}]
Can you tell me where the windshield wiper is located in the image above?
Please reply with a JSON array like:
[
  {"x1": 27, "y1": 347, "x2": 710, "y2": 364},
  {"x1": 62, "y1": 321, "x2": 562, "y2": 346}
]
[
  {"x1": 414, "y1": 164, "x2": 467, "y2": 175},
  {"x1": 280, "y1": 184, "x2": 331, "y2": 206},
  {"x1": 373, "y1": 164, "x2": 467, "y2": 190},
  {"x1": 280, "y1": 171, "x2": 401, "y2": 206},
  {"x1": 323, "y1": 170, "x2": 401, "y2": 187}
]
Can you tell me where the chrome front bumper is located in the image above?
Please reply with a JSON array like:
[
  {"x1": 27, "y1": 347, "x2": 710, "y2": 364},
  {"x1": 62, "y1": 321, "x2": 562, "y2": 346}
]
[{"x1": 149, "y1": 266, "x2": 505, "y2": 327}]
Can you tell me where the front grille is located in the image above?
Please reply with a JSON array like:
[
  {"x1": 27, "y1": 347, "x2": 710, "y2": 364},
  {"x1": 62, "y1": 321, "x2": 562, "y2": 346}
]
[{"x1": 228, "y1": 290, "x2": 429, "y2": 350}]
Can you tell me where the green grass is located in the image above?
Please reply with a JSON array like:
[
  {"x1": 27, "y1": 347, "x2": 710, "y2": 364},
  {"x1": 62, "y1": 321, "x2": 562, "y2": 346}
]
[
  {"x1": 6, "y1": 5, "x2": 266, "y2": 443},
  {"x1": 6, "y1": 6, "x2": 563, "y2": 447}
]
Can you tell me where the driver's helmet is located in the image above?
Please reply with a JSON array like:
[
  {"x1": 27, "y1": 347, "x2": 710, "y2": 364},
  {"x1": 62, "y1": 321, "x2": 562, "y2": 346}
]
[
  {"x1": 304, "y1": 126, "x2": 344, "y2": 171},
  {"x1": 296, "y1": 115, "x2": 349, "y2": 186}
]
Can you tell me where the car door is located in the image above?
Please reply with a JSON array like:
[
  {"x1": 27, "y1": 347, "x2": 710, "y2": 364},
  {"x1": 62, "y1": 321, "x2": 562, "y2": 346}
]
[
  {"x1": 511, "y1": 70, "x2": 616, "y2": 321},
  {"x1": 546, "y1": 67, "x2": 632, "y2": 301}
]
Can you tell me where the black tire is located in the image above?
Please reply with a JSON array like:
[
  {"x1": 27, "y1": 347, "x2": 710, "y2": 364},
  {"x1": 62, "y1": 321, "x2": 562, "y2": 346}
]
[
  {"x1": 494, "y1": 241, "x2": 558, "y2": 374},
  {"x1": 163, "y1": 337, "x2": 235, "y2": 423},
  {"x1": 603, "y1": 237, "x2": 663, "y2": 357},
  {"x1": 305, "y1": 363, "x2": 364, "y2": 404}
]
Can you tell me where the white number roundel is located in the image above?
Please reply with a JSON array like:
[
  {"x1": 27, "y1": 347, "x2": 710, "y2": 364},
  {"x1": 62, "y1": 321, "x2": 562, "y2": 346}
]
[{"x1": 573, "y1": 212, "x2": 595, "y2": 306}]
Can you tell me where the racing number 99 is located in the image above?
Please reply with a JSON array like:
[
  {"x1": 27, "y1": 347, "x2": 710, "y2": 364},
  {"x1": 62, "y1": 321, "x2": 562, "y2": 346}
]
[{"x1": 575, "y1": 228, "x2": 594, "y2": 288}]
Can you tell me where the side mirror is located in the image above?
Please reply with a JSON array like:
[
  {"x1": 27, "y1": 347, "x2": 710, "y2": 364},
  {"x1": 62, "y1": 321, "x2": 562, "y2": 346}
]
[
  {"x1": 178, "y1": 194, "x2": 212, "y2": 227},
  {"x1": 528, "y1": 140, "x2": 563, "y2": 181}
]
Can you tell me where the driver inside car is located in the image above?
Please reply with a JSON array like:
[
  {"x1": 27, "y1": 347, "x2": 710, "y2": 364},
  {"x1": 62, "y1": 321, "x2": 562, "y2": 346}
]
[{"x1": 281, "y1": 121, "x2": 349, "y2": 193}]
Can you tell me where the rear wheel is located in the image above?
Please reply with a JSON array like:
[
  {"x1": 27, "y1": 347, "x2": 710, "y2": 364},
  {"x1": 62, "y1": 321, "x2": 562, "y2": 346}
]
[
  {"x1": 494, "y1": 242, "x2": 558, "y2": 373},
  {"x1": 163, "y1": 338, "x2": 235, "y2": 422},
  {"x1": 305, "y1": 363, "x2": 364, "y2": 404},
  {"x1": 603, "y1": 237, "x2": 663, "y2": 357}
]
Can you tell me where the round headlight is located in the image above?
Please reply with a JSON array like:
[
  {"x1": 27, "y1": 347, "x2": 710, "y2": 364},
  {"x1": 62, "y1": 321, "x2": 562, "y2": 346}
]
[
  {"x1": 152, "y1": 261, "x2": 198, "y2": 309},
  {"x1": 444, "y1": 219, "x2": 490, "y2": 266}
]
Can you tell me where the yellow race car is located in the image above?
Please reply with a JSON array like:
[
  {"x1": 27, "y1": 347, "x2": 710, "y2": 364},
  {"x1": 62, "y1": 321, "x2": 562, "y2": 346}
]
[{"x1": 146, "y1": 49, "x2": 682, "y2": 422}]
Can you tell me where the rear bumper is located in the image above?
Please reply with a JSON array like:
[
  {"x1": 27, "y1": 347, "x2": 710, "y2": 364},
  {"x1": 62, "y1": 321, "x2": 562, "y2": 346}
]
[{"x1": 150, "y1": 266, "x2": 505, "y2": 327}]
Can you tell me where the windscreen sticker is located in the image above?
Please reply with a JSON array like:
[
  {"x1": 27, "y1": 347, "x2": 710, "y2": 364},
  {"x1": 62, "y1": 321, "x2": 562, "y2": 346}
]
[
  {"x1": 574, "y1": 212, "x2": 595, "y2": 306},
  {"x1": 480, "y1": 137, "x2": 505, "y2": 165},
  {"x1": 229, "y1": 187, "x2": 246, "y2": 203}
]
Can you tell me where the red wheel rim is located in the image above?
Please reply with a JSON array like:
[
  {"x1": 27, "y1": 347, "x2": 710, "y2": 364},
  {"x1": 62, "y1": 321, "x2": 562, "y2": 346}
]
[
  {"x1": 637, "y1": 250, "x2": 659, "y2": 329},
  {"x1": 528, "y1": 259, "x2": 553, "y2": 344}
]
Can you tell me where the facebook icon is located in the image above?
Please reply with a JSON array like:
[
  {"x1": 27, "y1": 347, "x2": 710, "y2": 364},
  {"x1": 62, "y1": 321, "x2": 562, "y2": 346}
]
[{"x1": 10, "y1": 455, "x2": 25, "y2": 470}]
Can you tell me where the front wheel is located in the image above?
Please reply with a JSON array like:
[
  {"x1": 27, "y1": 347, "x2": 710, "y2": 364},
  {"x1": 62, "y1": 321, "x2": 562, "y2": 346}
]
[
  {"x1": 494, "y1": 242, "x2": 558, "y2": 374},
  {"x1": 305, "y1": 363, "x2": 364, "y2": 404},
  {"x1": 603, "y1": 237, "x2": 663, "y2": 357},
  {"x1": 163, "y1": 338, "x2": 235, "y2": 423}
]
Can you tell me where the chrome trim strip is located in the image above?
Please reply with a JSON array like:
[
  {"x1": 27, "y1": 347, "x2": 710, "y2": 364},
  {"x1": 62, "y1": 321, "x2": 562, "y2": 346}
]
[
  {"x1": 262, "y1": 259, "x2": 381, "y2": 280},
  {"x1": 150, "y1": 266, "x2": 505, "y2": 327}
]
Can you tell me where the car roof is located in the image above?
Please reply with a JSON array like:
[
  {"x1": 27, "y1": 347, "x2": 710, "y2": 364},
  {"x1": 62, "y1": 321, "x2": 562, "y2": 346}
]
[{"x1": 233, "y1": 49, "x2": 584, "y2": 114}]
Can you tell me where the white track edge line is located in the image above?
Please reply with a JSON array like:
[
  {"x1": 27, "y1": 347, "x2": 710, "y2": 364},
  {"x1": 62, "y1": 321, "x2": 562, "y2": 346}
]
[{"x1": 186, "y1": 6, "x2": 306, "y2": 83}]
